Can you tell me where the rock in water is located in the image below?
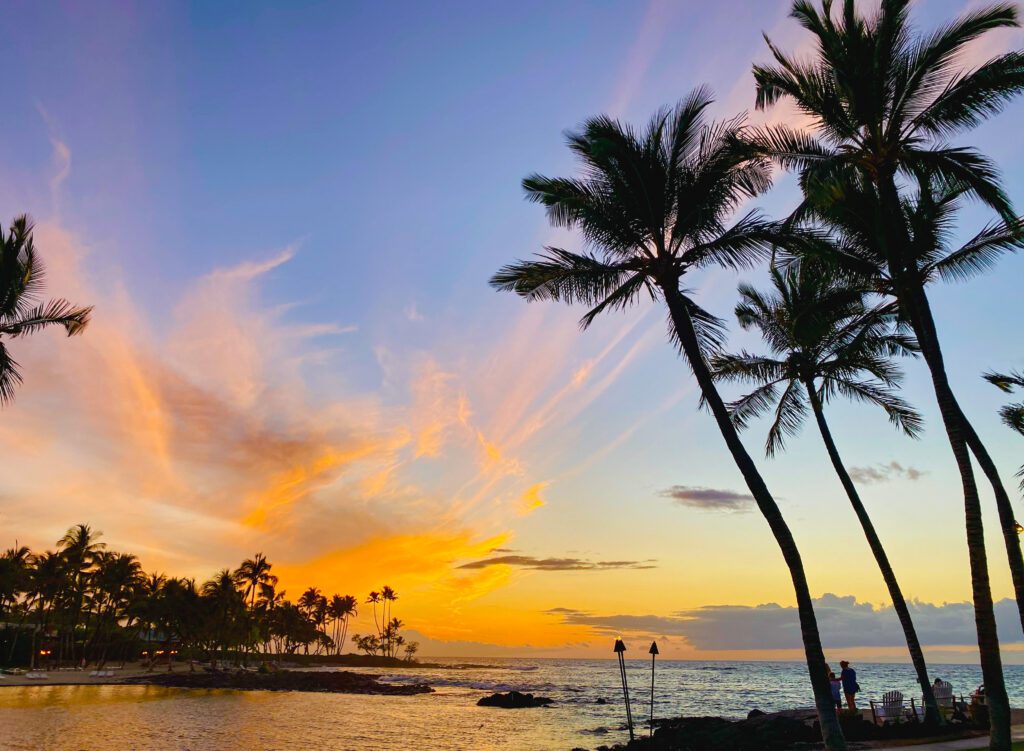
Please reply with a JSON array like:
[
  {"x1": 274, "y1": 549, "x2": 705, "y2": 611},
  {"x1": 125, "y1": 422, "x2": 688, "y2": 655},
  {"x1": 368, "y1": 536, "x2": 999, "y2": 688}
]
[
  {"x1": 747, "y1": 709, "x2": 766, "y2": 719},
  {"x1": 476, "y1": 690, "x2": 554, "y2": 708}
]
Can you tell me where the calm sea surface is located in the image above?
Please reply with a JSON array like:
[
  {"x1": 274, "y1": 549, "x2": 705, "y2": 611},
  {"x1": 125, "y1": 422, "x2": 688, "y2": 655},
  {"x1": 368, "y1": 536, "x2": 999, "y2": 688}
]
[{"x1": 3, "y1": 659, "x2": 1024, "y2": 751}]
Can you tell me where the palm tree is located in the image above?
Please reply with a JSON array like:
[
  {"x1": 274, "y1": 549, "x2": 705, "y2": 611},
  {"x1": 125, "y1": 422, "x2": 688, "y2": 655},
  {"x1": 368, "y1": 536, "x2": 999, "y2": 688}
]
[
  {"x1": 381, "y1": 586, "x2": 397, "y2": 656},
  {"x1": 790, "y1": 166, "x2": 1024, "y2": 734},
  {"x1": 57, "y1": 524, "x2": 105, "y2": 665},
  {"x1": 490, "y1": 90, "x2": 846, "y2": 749},
  {"x1": 233, "y1": 553, "x2": 277, "y2": 609},
  {"x1": 326, "y1": 594, "x2": 358, "y2": 655},
  {"x1": 748, "y1": 3, "x2": 1024, "y2": 743},
  {"x1": 366, "y1": 590, "x2": 383, "y2": 644},
  {"x1": 984, "y1": 370, "x2": 1024, "y2": 490},
  {"x1": 25, "y1": 550, "x2": 64, "y2": 669},
  {"x1": 1, "y1": 545, "x2": 33, "y2": 663},
  {"x1": 87, "y1": 552, "x2": 143, "y2": 666},
  {"x1": 202, "y1": 569, "x2": 246, "y2": 667},
  {"x1": 711, "y1": 264, "x2": 940, "y2": 721},
  {"x1": 0, "y1": 215, "x2": 92, "y2": 405}
]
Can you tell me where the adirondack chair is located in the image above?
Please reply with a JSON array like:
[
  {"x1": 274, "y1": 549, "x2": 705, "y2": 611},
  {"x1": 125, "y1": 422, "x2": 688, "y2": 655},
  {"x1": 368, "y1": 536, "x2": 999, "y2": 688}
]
[
  {"x1": 933, "y1": 680, "x2": 955, "y2": 718},
  {"x1": 870, "y1": 690, "x2": 905, "y2": 724}
]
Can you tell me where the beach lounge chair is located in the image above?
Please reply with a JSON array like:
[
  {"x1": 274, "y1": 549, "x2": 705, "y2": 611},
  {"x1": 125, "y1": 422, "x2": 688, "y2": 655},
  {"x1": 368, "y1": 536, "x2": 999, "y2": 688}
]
[
  {"x1": 870, "y1": 690, "x2": 905, "y2": 724},
  {"x1": 24, "y1": 672, "x2": 48, "y2": 680}
]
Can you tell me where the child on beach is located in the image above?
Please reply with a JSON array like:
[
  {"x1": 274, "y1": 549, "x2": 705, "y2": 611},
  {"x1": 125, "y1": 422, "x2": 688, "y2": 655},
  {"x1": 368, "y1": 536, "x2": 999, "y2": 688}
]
[{"x1": 829, "y1": 672, "x2": 843, "y2": 711}]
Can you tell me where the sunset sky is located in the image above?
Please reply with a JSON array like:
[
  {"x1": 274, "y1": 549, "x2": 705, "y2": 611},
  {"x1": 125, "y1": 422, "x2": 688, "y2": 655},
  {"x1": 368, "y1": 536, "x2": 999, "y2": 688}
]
[{"x1": 2, "y1": 0, "x2": 1024, "y2": 663}]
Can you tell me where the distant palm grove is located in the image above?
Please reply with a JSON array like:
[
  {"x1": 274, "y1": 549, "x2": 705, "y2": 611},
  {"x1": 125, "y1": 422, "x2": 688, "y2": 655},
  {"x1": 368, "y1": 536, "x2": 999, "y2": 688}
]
[
  {"x1": 491, "y1": 0, "x2": 1024, "y2": 749},
  {"x1": 0, "y1": 524, "x2": 419, "y2": 669}
]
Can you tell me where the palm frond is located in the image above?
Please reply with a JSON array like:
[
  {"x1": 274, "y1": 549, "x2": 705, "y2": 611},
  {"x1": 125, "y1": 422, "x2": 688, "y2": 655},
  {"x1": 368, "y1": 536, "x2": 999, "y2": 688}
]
[
  {"x1": 725, "y1": 381, "x2": 783, "y2": 431},
  {"x1": 902, "y1": 146, "x2": 1014, "y2": 223},
  {"x1": 984, "y1": 370, "x2": 1024, "y2": 393},
  {"x1": 911, "y1": 51, "x2": 1024, "y2": 138},
  {"x1": 829, "y1": 377, "x2": 924, "y2": 437},
  {"x1": 0, "y1": 341, "x2": 22, "y2": 405},
  {"x1": 765, "y1": 379, "x2": 808, "y2": 457},
  {"x1": 489, "y1": 248, "x2": 636, "y2": 307},
  {"x1": 1, "y1": 300, "x2": 92, "y2": 337},
  {"x1": 928, "y1": 216, "x2": 1024, "y2": 282}
]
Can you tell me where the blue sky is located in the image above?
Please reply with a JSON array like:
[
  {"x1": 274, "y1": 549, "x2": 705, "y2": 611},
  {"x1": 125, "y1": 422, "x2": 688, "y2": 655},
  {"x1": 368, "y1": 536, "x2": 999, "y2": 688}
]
[{"x1": 2, "y1": 0, "x2": 1024, "y2": 659}]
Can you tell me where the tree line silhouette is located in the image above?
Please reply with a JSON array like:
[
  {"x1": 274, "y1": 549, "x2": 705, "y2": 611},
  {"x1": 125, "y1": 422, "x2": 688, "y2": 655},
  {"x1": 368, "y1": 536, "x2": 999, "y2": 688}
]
[{"x1": 0, "y1": 524, "x2": 418, "y2": 669}]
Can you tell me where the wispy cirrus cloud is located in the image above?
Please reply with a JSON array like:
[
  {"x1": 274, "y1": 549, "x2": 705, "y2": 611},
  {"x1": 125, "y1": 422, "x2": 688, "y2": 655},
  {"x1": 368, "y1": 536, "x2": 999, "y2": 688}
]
[{"x1": 660, "y1": 485, "x2": 755, "y2": 512}]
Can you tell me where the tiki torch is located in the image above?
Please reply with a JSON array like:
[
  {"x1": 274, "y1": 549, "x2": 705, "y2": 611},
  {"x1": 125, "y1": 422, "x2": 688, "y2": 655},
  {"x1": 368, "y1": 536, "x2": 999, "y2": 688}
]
[
  {"x1": 614, "y1": 638, "x2": 634, "y2": 742},
  {"x1": 649, "y1": 640, "x2": 659, "y2": 736}
]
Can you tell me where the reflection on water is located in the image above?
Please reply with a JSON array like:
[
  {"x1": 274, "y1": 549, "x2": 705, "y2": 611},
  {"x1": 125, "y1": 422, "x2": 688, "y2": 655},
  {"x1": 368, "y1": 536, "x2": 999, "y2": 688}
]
[{"x1": 3, "y1": 659, "x2": 1024, "y2": 751}]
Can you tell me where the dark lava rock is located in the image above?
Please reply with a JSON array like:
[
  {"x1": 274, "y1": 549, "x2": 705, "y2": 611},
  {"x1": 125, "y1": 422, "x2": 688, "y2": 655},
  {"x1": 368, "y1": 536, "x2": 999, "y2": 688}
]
[
  {"x1": 746, "y1": 709, "x2": 765, "y2": 720},
  {"x1": 476, "y1": 690, "x2": 554, "y2": 708},
  {"x1": 596, "y1": 697, "x2": 608, "y2": 705},
  {"x1": 128, "y1": 669, "x2": 432, "y2": 695},
  {"x1": 634, "y1": 714, "x2": 817, "y2": 750}
]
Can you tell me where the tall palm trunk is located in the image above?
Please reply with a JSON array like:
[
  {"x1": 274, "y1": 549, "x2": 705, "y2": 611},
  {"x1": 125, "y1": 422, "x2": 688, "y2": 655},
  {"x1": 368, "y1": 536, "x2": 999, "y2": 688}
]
[
  {"x1": 663, "y1": 284, "x2": 846, "y2": 750},
  {"x1": 941, "y1": 379, "x2": 1024, "y2": 631},
  {"x1": 876, "y1": 174, "x2": 1010, "y2": 749},
  {"x1": 901, "y1": 282, "x2": 1011, "y2": 747},
  {"x1": 804, "y1": 378, "x2": 940, "y2": 724}
]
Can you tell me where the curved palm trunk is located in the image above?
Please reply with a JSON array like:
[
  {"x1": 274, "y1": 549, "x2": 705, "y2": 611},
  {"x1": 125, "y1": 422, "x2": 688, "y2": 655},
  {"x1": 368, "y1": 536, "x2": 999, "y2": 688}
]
[
  {"x1": 876, "y1": 175, "x2": 1010, "y2": 750},
  {"x1": 804, "y1": 379, "x2": 940, "y2": 724},
  {"x1": 663, "y1": 285, "x2": 846, "y2": 750},
  {"x1": 904, "y1": 285, "x2": 1011, "y2": 747},
  {"x1": 949, "y1": 389, "x2": 1024, "y2": 633}
]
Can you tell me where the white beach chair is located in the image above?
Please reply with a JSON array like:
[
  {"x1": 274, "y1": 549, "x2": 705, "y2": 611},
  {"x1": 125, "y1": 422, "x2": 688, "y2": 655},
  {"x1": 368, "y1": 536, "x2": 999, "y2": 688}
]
[
  {"x1": 933, "y1": 680, "x2": 955, "y2": 718},
  {"x1": 25, "y1": 672, "x2": 48, "y2": 680},
  {"x1": 870, "y1": 690, "x2": 905, "y2": 724}
]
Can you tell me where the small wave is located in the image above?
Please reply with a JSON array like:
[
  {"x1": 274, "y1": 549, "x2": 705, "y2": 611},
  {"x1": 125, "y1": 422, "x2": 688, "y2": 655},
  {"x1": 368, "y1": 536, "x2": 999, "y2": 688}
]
[
  {"x1": 577, "y1": 727, "x2": 611, "y2": 736},
  {"x1": 502, "y1": 665, "x2": 539, "y2": 672}
]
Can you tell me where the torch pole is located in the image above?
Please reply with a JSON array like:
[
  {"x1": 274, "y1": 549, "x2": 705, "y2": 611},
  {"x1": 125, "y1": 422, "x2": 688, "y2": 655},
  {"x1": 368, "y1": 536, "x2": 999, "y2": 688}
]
[
  {"x1": 614, "y1": 638, "x2": 634, "y2": 741},
  {"x1": 649, "y1": 641, "x2": 659, "y2": 737}
]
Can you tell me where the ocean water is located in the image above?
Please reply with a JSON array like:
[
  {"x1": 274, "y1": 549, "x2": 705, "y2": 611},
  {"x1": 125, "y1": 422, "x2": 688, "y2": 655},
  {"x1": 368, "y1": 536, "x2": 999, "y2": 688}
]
[{"x1": 2, "y1": 658, "x2": 1023, "y2": 751}]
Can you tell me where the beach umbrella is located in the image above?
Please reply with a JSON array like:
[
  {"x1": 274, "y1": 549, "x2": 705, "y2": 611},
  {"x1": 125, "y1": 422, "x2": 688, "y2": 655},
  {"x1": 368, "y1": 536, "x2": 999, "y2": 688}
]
[
  {"x1": 649, "y1": 640, "x2": 659, "y2": 736},
  {"x1": 614, "y1": 638, "x2": 634, "y2": 741}
]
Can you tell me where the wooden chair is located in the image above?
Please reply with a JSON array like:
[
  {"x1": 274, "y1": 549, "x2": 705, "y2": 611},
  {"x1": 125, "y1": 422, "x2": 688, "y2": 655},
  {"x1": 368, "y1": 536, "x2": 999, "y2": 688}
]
[
  {"x1": 870, "y1": 690, "x2": 905, "y2": 725},
  {"x1": 933, "y1": 680, "x2": 956, "y2": 718}
]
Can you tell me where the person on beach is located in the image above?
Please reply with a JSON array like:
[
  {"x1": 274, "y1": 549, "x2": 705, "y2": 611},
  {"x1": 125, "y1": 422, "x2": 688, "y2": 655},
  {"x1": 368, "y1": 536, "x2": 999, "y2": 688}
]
[
  {"x1": 829, "y1": 672, "x2": 843, "y2": 712},
  {"x1": 839, "y1": 660, "x2": 859, "y2": 711}
]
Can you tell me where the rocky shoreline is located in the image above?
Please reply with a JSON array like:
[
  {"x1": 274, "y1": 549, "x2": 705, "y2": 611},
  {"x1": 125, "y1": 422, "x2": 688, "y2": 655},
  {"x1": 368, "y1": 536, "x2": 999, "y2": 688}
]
[{"x1": 126, "y1": 669, "x2": 433, "y2": 695}]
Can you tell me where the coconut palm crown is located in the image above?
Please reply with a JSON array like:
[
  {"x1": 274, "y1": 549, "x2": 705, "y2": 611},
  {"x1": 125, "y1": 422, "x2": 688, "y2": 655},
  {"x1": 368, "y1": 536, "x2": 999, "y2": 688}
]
[{"x1": 712, "y1": 265, "x2": 920, "y2": 456}]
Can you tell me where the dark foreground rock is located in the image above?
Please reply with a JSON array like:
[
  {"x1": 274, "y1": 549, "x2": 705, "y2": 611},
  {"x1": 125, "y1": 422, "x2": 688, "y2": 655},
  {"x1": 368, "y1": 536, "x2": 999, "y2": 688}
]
[
  {"x1": 128, "y1": 669, "x2": 432, "y2": 695},
  {"x1": 477, "y1": 690, "x2": 554, "y2": 708},
  {"x1": 589, "y1": 709, "x2": 986, "y2": 751}
]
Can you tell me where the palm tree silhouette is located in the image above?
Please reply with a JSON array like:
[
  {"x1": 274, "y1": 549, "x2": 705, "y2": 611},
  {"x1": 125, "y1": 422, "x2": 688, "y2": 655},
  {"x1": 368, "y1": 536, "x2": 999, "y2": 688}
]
[
  {"x1": 381, "y1": 586, "x2": 397, "y2": 656},
  {"x1": 57, "y1": 524, "x2": 105, "y2": 665},
  {"x1": 327, "y1": 594, "x2": 358, "y2": 655},
  {"x1": 490, "y1": 90, "x2": 845, "y2": 749},
  {"x1": 366, "y1": 590, "x2": 382, "y2": 644},
  {"x1": 788, "y1": 166, "x2": 1024, "y2": 735},
  {"x1": 233, "y1": 553, "x2": 277, "y2": 609},
  {"x1": 711, "y1": 264, "x2": 940, "y2": 721},
  {"x1": 747, "y1": 2, "x2": 1024, "y2": 742},
  {"x1": 0, "y1": 215, "x2": 91, "y2": 405}
]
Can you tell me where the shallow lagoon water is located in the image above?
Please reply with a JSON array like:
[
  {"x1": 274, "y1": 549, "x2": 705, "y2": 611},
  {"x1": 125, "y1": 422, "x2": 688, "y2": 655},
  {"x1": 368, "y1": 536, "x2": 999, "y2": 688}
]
[{"x1": 3, "y1": 658, "x2": 1024, "y2": 750}]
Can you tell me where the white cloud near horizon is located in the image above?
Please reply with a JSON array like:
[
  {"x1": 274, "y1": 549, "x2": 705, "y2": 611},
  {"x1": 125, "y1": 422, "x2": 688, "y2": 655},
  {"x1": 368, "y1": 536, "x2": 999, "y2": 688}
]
[{"x1": 549, "y1": 594, "x2": 1024, "y2": 651}]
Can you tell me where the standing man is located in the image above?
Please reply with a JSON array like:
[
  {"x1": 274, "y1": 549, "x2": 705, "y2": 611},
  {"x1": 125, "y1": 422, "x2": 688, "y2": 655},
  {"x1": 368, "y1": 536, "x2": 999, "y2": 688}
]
[{"x1": 839, "y1": 660, "x2": 859, "y2": 711}]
